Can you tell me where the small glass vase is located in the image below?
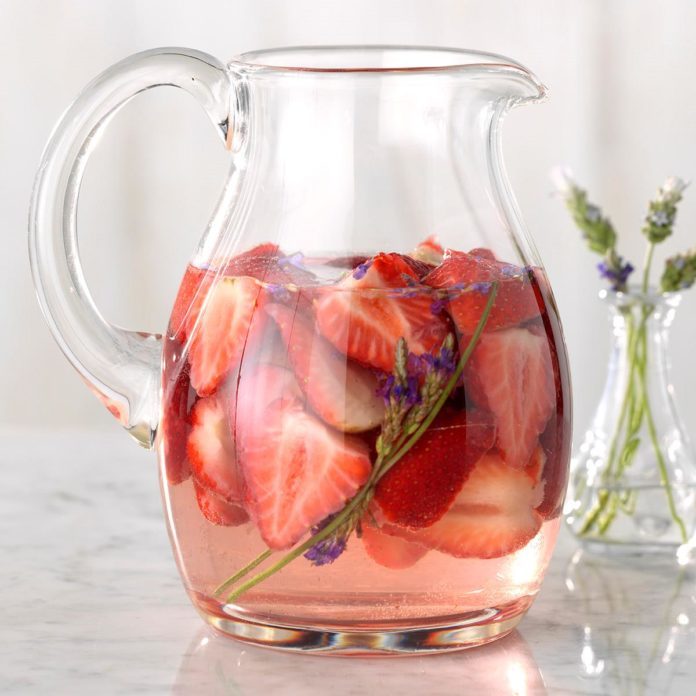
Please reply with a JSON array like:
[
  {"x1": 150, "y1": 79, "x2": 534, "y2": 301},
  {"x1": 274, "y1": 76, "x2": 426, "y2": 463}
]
[{"x1": 565, "y1": 287, "x2": 696, "y2": 555}]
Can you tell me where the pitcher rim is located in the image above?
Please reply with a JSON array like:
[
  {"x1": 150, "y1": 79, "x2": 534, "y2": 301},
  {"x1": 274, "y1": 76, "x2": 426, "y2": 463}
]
[{"x1": 229, "y1": 44, "x2": 545, "y2": 95}]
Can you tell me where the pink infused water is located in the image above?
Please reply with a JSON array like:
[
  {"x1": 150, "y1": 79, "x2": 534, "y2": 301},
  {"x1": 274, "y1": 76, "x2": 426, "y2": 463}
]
[{"x1": 159, "y1": 242, "x2": 570, "y2": 634}]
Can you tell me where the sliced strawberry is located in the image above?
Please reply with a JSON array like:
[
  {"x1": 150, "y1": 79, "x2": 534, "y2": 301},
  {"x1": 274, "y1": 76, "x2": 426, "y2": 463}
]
[
  {"x1": 186, "y1": 276, "x2": 262, "y2": 397},
  {"x1": 527, "y1": 302, "x2": 571, "y2": 519},
  {"x1": 233, "y1": 364, "x2": 302, "y2": 433},
  {"x1": 224, "y1": 244, "x2": 315, "y2": 287},
  {"x1": 383, "y1": 451, "x2": 543, "y2": 559},
  {"x1": 468, "y1": 247, "x2": 497, "y2": 261},
  {"x1": 361, "y1": 519, "x2": 428, "y2": 569},
  {"x1": 315, "y1": 253, "x2": 449, "y2": 372},
  {"x1": 187, "y1": 396, "x2": 243, "y2": 503},
  {"x1": 161, "y1": 341, "x2": 194, "y2": 485},
  {"x1": 424, "y1": 250, "x2": 542, "y2": 334},
  {"x1": 465, "y1": 327, "x2": 555, "y2": 469},
  {"x1": 374, "y1": 409, "x2": 495, "y2": 528},
  {"x1": 265, "y1": 303, "x2": 384, "y2": 433},
  {"x1": 237, "y1": 395, "x2": 372, "y2": 550},
  {"x1": 411, "y1": 235, "x2": 444, "y2": 266},
  {"x1": 169, "y1": 264, "x2": 212, "y2": 341},
  {"x1": 194, "y1": 480, "x2": 249, "y2": 527}
]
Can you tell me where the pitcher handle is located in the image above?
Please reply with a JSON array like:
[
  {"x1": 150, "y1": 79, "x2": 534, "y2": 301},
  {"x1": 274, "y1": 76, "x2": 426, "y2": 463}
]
[{"x1": 29, "y1": 48, "x2": 232, "y2": 448}]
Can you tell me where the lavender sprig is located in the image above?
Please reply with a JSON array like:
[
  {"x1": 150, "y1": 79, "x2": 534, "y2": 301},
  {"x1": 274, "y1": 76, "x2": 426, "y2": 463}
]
[
  {"x1": 661, "y1": 249, "x2": 696, "y2": 292},
  {"x1": 553, "y1": 167, "x2": 691, "y2": 543},
  {"x1": 642, "y1": 177, "x2": 688, "y2": 245}
]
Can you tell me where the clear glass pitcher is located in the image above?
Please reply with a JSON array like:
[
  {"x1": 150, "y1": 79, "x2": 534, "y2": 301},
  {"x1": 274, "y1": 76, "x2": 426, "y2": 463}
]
[{"x1": 29, "y1": 46, "x2": 571, "y2": 654}]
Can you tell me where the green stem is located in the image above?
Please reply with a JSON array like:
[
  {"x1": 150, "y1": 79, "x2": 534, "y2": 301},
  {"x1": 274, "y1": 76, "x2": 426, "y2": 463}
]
[
  {"x1": 642, "y1": 243, "x2": 655, "y2": 293},
  {"x1": 213, "y1": 549, "x2": 273, "y2": 597},
  {"x1": 637, "y1": 323, "x2": 689, "y2": 544},
  {"x1": 579, "y1": 312, "x2": 641, "y2": 535},
  {"x1": 220, "y1": 283, "x2": 499, "y2": 603}
]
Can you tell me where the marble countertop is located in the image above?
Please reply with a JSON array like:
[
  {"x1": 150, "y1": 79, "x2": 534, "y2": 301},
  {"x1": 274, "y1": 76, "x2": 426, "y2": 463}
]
[{"x1": 1, "y1": 429, "x2": 695, "y2": 695}]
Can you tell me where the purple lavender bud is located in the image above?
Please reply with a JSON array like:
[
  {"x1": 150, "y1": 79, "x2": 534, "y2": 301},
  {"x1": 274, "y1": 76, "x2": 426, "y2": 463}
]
[
  {"x1": 278, "y1": 251, "x2": 305, "y2": 270},
  {"x1": 471, "y1": 282, "x2": 492, "y2": 294},
  {"x1": 500, "y1": 265, "x2": 520, "y2": 278},
  {"x1": 376, "y1": 374, "x2": 395, "y2": 403},
  {"x1": 430, "y1": 298, "x2": 446, "y2": 315},
  {"x1": 303, "y1": 515, "x2": 348, "y2": 566},
  {"x1": 266, "y1": 283, "x2": 292, "y2": 302},
  {"x1": 650, "y1": 209, "x2": 670, "y2": 227},
  {"x1": 303, "y1": 535, "x2": 347, "y2": 566},
  {"x1": 352, "y1": 261, "x2": 372, "y2": 280},
  {"x1": 406, "y1": 376, "x2": 421, "y2": 406}
]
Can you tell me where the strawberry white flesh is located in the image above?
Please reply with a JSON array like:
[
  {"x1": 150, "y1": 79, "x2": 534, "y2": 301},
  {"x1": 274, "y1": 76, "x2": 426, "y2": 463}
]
[
  {"x1": 187, "y1": 396, "x2": 243, "y2": 503},
  {"x1": 361, "y1": 520, "x2": 429, "y2": 569},
  {"x1": 466, "y1": 327, "x2": 555, "y2": 469},
  {"x1": 187, "y1": 276, "x2": 261, "y2": 396},
  {"x1": 265, "y1": 303, "x2": 384, "y2": 432},
  {"x1": 237, "y1": 395, "x2": 372, "y2": 550}
]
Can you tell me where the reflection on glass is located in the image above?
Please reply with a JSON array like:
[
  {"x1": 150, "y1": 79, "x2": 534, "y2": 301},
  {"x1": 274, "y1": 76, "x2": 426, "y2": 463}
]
[
  {"x1": 172, "y1": 628, "x2": 547, "y2": 695},
  {"x1": 565, "y1": 550, "x2": 696, "y2": 695}
]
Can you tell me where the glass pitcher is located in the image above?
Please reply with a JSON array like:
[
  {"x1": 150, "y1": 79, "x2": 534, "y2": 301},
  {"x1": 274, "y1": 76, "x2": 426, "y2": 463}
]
[{"x1": 29, "y1": 46, "x2": 571, "y2": 654}]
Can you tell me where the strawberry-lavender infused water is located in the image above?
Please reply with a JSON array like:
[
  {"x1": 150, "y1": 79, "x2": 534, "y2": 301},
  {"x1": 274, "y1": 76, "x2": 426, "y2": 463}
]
[{"x1": 159, "y1": 241, "x2": 570, "y2": 644}]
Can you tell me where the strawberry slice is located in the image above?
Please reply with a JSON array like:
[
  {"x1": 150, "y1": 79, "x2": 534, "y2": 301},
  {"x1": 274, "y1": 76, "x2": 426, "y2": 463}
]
[
  {"x1": 411, "y1": 235, "x2": 444, "y2": 266},
  {"x1": 361, "y1": 520, "x2": 428, "y2": 569},
  {"x1": 225, "y1": 244, "x2": 316, "y2": 287},
  {"x1": 265, "y1": 303, "x2": 384, "y2": 433},
  {"x1": 187, "y1": 396, "x2": 244, "y2": 503},
  {"x1": 237, "y1": 395, "x2": 372, "y2": 550},
  {"x1": 160, "y1": 340, "x2": 194, "y2": 485},
  {"x1": 169, "y1": 264, "x2": 213, "y2": 341},
  {"x1": 382, "y1": 451, "x2": 543, "y2": 559},
  {"x1": 374, "y1": 409, "x2": 496, "y2": 528},
  {"x1": 424, "y1": 250, "x2": 542, "y2": 334},
  {"x1": 194, "y1": 480, "x2": 249, "y2": 527},
  {"x1": 465, "y1": 327, "x2": 555, "y2": 469},
  {"x1": 186, "y1": 276, "x2": 262, "y2": 396},
  {"x1": 315, "y1": 253, "x2": 449, "y2": 372}
]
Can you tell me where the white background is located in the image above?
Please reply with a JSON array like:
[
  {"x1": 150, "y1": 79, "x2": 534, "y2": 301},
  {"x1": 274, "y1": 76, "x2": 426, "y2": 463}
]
[{"x1": 2, "y1": 0, "x2": 695, "y2": 440}]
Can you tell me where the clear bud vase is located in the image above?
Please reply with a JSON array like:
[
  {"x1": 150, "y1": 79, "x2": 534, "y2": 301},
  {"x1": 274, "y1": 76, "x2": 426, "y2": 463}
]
[{"x1": 565, "y1": 287, "x2": 696, "y2": 555}]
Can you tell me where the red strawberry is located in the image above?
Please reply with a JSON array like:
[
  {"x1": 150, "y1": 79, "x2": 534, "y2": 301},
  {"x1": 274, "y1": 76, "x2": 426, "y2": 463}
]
[
  {"x1": 169, "y1": 264, "x2": 212, "y2": 341},
  {"x1": 194, "y1": 480, "x2": 249, "y2": 527},
  {"x1": 265, "y1": 303, "x2": 384, "y2": 433},
  {"x1": 374, "y1": 409, "x2": 496, "y2": 528},
  {"x1": 160, "y1": 341, "x2": 194, "y2": 485},
  {"x1": 237, "y1": 395, "x2": 372, "y2": 550},
  {"x1": 315, "y1": 253, "x2": 448, "y2": 372},
  {"x1": 411, "y1": 235, "x2": 444, "y2": 266},
  {"x1": 382, "y1": 451, "x2": 543, "y2": 559},
  {"x1": 468, "y1": 247, "x2": 497, "y2": 261},
  {"x1": 187, "y1": 396, "x2": 243, "y2": 503},
  {"x1": 224, "y1": 244, "x2": 315, "y2": 287},
  {"x1": 361, "y1": 520, "x2": 428, "y2": 569},
  {"x1": 465, "y1": 327, "x2": 555, "y2": 469},
  {"x1": 424, "y1": 250, "x2": 542, "y2": 334},
  {"x1": 187, "y1": 276, "x2": 262, "y2": 396}
]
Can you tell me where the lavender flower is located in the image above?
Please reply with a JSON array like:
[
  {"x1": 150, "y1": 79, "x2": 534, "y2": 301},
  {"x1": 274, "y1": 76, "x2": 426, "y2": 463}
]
[
  {"x1": 352, "y1": 261, "x2": 372, "y2": 280},
  {"x1": 430, "y1": 298, "x2": 446, "y2": 315},
  {"x1": 278, "y1": 251, "x2": 305, "y2": 270},
  {"x1": 303, "y1": 516, "x2": 348, "y2": 565},
  {"x1": 643, "y1": 177, "x2": 689, "y2": 244},
  {"x1": 471, "y1": 281, "x2": 492, "y2": 294},
  {"x1": 266, "y1": 283, "x2": 292, "y2": 302},
  {"x1": 597, "y1": 255, "x2": 634, "y2": 292}
]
